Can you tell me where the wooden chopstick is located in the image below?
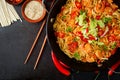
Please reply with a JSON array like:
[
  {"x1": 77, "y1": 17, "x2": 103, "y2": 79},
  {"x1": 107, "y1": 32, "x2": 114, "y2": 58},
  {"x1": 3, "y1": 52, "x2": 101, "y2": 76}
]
[
  {"x1": 34, "y1": 35, "x2": 47, "y2": 70},
  {"x1": 33, "y1": 0, "x2": 55, "y2": 69},
  {"x1": 24, "y1": 0, "x2": 55, "y2": 69},
  {"x1": 24, "y1": 19, "x2": 46, "y2": 64}
]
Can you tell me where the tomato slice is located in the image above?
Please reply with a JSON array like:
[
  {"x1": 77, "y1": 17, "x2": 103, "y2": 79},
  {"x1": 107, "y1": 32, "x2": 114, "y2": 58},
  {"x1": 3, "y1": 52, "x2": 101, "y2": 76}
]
[
  {"x1": 75, "y1": 1, "x2": 82, "y2": 9},
  {"x1": 96, "y1": 15, "x2": 101, "y2": 20},
  {"x1": 68, "y1": 41, "x2": 78, "y2": 52},
  {"x1": 55, "y1": 32, "x2": 65, "y2": 38},
  {"x1": 98, "y1": 27, "x2": 104, "y2": 37},
  {"x1": 75, "y1": 31, "x2": 83, "y2": 37},
  {"x1": 88, "y1": 34, "x2": 95, "y2": 40},
  {"x1": 108, "y1": 34, "x2": 116, "y2": 42},
  {"x1": 71, "y1": 11, "x2": 78, "y2": 19}
]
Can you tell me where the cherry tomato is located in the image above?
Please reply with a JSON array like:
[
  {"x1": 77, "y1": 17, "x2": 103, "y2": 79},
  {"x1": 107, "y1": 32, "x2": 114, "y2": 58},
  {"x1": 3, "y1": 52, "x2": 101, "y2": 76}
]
[
  {"x1": 75, "y1": 1, "x2": 82, "y2": 9},
  {"x1": 68, "y1": 41, "x2": 78, "y2": 52}
]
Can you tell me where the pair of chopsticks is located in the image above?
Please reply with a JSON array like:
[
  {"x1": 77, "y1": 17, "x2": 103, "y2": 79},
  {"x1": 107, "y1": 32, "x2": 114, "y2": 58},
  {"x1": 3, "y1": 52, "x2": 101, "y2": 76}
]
[{"x1": 24, "y1": 0, "x2": 55, "y2": 70}]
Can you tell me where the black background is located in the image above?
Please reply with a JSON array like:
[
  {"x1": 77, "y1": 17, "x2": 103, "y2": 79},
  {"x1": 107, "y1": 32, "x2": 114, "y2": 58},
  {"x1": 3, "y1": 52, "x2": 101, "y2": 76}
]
[{"x1": 0, "y1": 0, "x2": 120, "y2": 80}]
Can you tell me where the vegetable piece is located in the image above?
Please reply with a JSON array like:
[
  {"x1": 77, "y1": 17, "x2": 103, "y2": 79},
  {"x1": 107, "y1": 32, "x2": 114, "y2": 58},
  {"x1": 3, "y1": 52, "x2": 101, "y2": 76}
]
[
  {"x1": 97, "y1": 20, "x2": 105, "y2": 28},
  {"x1": 51, "y1": 52, "x2": 71, "y2": 76},
  {"x1": 108, "y1": 34, "x2": 116, "y2": 42},
  {"x1": 66, "y1": 26, "x2": 72, "y2": 32},
  {"x1": 74, "y1": 52, "x2": 80, "y2": 60},
  {"x1": 55, "y1": 32, "x2": 65, "y2": 38},
  {"x1": 108, "y1": 60, "x2": 120, "y2": 76},
  {"x1": 96, "y1": 15, "x2": 101, "y2": 20},
  {"x1": 88, "y1": 34, "x2": 95, "y2": 40},
  {"x1": 71, "y1": 11, "x2": 78, "y2": 19},
  {"x1": 89, "y1": 19, "x2": 98, "y2": 37},
  {"x1": 75, "y1": 1, "x2": 82, "y2": 9},
  {"x1": 110, "y1": 42, "x2": 117, "y2": 49},
  {"x1": 100, "y1": 26, "x2": 109, "y2": 37},
  {"x1": 102, "y1": 17, "x2": 111, "y2": 24},
  {"x1": 68, "y1": 41, "x2": 78, "y2": 52},
  {"x1": 76, "y1": 11, "x2": 86, "y2": 26},
  {"x1": 98, "y1": 28, "x2": 104, "y2": 37}
]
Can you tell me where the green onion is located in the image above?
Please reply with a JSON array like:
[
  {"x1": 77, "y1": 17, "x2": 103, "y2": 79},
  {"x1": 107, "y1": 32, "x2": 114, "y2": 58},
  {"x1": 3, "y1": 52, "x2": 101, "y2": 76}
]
[
  {"x1": 111, "y1": 42, "x2": 117, "y2": 49},
  {"x1": 102, "y1": 17, "x2": 112, "y2": 24},
  {"x1": 66, "y1": 26, "x2": 72, "y2": 32},
  {"x1": 74, "y1": 52, "x2": 80, "y2": 60},
  {"x1": 62, "y1": 15, "x2": 66, "y2": 20},
  {"x1": 80, "y1": 10, "x2": 84, "y2": 15}
]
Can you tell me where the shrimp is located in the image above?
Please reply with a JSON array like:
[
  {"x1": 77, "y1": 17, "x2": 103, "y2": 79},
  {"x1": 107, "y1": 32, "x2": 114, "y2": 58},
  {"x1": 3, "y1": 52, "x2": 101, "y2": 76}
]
[
  {"x1": 65, "y1": 36, "x2": 74, "y2": 44},
  {"x1": 82, "y1": 0, "x2": 93, "y2": 7},
  {"x1": 95, "y1": 50, "x2": 104, "y2": 59},
  {"x1": 94, "y1": 1, "x2": 105, "y2": 14},
  {"x1": 67, "y1": 19, "x2": 75, "y2": 27},
  {"x1": 107, "y1": 0, "x2": 113, "y2": 3},
  {"x1": 104, "y1": 7, "x2": 113, "y2": 15},
  {"x1": 84, "y1": 43, "x2": 93, "y2": 53},
  {"x1": 86, "y1": 8, "x2": 92, "y2": 17},
  {"x1": 86, "y1": 55, "x2": 95, "y2": 62}
]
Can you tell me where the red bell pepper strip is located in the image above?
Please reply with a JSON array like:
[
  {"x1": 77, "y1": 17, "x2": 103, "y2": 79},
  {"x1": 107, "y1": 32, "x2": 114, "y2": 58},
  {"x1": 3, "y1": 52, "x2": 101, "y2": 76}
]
[
  {"x1": 75, "y1": 1, "x2": 82, "y2": 9},
  {"x1": 51, "y1": 52, "x2": 71, "y2": 76},
  {"x1": 108, "y1": 60, "x2": 120, "y2": 76}
]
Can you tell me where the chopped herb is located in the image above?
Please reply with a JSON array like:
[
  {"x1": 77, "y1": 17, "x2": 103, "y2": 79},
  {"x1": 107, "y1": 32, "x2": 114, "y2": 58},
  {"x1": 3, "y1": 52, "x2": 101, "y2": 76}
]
[
  {"x1": 74, "y1": 37, "x2": 80, "y2": 41},
  {"x1": 111, "y1": 42, "x2": 117, "y2": 49},
  {"x1": 66, "y1": 26, "x2": 72, "y2": 32},
  {"x1": 74, "y1": 52, "x2": 80, "y2": 60},
  {"x1": 80, "y1": 10, "x2": 84, "y2": 15},
  {"x1": 99, "y1": 45, "x2": 108, "y2": 51},
  {"x1": 62, "y1": 15, "x2": 66, "y2": 20},
  {"x1": 102, "y1": 17, "x2": 112, "y2": 24}
]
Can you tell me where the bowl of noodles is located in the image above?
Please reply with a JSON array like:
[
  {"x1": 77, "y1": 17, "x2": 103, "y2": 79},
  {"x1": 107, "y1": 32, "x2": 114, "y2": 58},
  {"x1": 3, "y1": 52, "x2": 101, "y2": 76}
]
[{"x1": 46, "y1": 0, "x2": 120, "y2": 71}]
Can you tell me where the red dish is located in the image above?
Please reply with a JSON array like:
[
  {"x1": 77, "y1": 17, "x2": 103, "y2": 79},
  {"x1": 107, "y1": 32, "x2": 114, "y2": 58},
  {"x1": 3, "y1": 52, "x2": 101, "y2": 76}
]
[{"x1": 6, "y1": 0, "x2": 23, "y2": 5}]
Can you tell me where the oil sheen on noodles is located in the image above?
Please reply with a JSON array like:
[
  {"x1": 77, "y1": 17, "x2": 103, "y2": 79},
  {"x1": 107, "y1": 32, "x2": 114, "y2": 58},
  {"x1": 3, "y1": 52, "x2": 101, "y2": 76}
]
[{"x1": 53, "y1": 0, "x2": 120, "y2": 66}]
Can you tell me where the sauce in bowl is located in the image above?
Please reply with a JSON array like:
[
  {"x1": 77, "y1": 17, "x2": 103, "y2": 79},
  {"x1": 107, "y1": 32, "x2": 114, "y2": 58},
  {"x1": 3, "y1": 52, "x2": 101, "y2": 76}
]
[{"x1": 22, "y1": 0, "x2": 46, "y2": 23}]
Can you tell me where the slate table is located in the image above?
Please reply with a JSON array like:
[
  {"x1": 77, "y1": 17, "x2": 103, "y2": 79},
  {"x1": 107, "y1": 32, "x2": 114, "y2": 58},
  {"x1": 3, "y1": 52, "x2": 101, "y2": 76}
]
[{"x1": 0, "y1": 0, "x2": 120, "y2": 80}]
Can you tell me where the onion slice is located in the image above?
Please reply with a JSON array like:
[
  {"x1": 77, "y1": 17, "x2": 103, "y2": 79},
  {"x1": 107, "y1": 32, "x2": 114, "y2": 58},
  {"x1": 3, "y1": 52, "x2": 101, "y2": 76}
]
[{"x1": 101, "y1": 26, "x2": 109, "y2": 38}]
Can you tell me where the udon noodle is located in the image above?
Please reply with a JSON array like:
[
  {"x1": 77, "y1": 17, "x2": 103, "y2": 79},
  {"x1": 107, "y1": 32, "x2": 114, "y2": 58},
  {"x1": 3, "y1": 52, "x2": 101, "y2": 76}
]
[{"x1": 53, "y1": 0, "x2": 120, "y2": 65}]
